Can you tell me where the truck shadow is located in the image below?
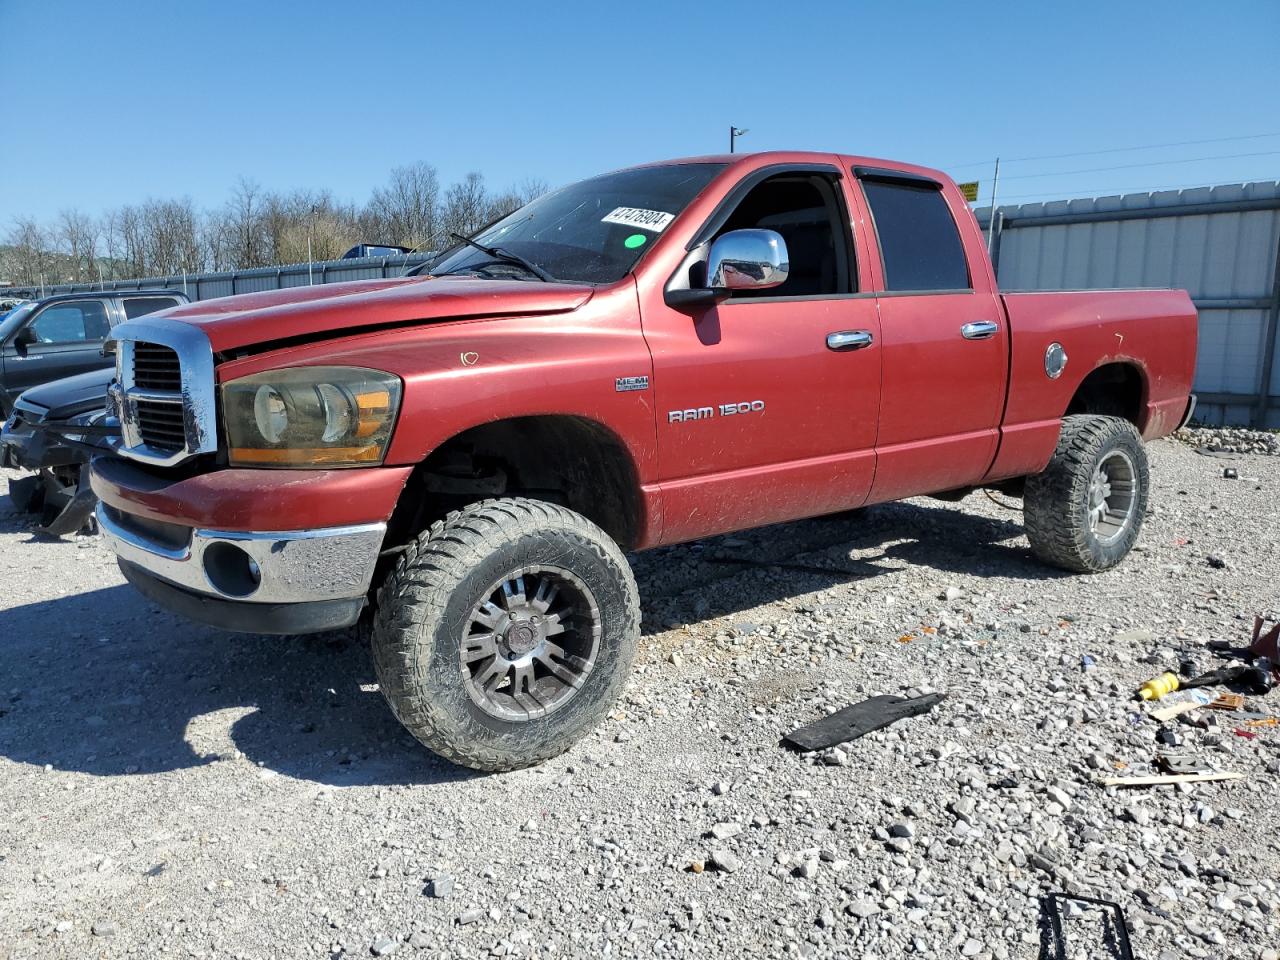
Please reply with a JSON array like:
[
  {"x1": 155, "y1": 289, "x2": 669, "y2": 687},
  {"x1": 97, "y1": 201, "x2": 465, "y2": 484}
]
[
  {"x1": 635, "y1": 497, "x2": 1069, "y2": 627},
  {"x1": 0, "y1": 583, "x2": 471, "y2": 788},
  {"x1": 0, "y1": 497, "x2": 1066, "y2": 786}
]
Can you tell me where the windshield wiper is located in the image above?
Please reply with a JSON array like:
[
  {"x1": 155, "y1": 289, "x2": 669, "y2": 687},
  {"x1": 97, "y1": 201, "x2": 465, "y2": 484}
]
[{"x1": 445, "y1": 232, "x2": 554, "y2": 282}]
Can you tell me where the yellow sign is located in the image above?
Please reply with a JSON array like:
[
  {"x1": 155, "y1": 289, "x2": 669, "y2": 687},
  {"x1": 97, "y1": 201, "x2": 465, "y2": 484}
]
[{"x1": 957, "y1": 181, "x2": 980, "y2": 202}]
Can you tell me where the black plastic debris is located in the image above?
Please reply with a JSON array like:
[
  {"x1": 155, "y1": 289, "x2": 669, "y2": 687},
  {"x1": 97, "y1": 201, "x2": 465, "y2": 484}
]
[
  {"x1": 782, "y1": 693, "x2": 946, "y2": 752},
  {"x1": 1041, "y1": 893, "x2": 1135, "y2": 960}
]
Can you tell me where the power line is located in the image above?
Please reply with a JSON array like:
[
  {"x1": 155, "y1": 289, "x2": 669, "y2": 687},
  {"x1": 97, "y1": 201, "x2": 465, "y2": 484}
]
[
  {"x1": 994, "y1": 149, "x2": 1280, "y2": 181},
  {"x1": 946, "y1": 131, "x2": 1280, "y2": 170}
]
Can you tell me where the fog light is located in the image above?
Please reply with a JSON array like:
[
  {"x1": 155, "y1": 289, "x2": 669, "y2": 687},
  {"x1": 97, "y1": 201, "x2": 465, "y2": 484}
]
[{"x1": 203, "y1": 541, "x2": 262, "y2": 598}]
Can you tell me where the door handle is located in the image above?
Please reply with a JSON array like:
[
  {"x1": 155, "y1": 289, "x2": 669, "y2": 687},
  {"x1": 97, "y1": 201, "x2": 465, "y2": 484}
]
[
  {"x1": 826, "y1": 330, "x2": 874, "y2": 351},
  {"x1": 961, "y1": 320, "x2": 999, "y2": 340}
]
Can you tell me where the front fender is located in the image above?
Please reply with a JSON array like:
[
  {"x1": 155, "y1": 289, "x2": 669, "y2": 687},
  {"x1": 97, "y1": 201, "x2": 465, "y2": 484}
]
[{"x1": 212, "y1": 281, "x2": 660, "y2": 484}]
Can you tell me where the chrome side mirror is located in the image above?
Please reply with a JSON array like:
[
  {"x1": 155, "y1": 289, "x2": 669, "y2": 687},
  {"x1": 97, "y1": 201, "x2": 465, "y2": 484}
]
[
  {"x1": 708, "y1": 228, "x2": 789, "y2": 291},
  {"x1": 664, "y1": 228, "x2": 790, "y2": 310}
]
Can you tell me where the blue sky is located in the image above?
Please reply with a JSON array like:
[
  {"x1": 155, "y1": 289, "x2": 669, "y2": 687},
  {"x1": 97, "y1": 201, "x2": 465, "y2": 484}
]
[{"x1": 2, "y1": 0, "x2": 1277, "y2": 222}]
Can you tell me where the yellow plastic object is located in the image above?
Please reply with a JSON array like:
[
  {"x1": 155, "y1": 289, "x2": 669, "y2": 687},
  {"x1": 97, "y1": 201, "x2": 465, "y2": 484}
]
[{"x1": 1137, "y1": 672, "x2": 1181, "y2": 701}]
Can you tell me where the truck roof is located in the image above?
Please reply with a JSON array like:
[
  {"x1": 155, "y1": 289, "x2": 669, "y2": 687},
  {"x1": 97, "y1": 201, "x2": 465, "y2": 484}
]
[{"x1": 625, "y1": 150, "x2": 953, "y2": 187}]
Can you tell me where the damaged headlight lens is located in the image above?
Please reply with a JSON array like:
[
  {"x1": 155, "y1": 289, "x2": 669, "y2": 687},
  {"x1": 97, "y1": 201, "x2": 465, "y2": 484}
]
[{"x1": 221, "y1": 367, "x2": 402, "y2": 467}]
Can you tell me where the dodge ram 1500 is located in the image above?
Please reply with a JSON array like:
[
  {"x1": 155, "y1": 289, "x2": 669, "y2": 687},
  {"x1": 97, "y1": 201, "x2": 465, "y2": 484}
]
[{"x1": 91, "y1": 151, "x2": 1198, "y2": 771}]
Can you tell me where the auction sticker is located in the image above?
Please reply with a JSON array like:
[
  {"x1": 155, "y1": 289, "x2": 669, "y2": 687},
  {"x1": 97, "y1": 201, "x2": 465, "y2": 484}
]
[{"x1": 602, "y1": 207, "x2": 674, "y2": 232}]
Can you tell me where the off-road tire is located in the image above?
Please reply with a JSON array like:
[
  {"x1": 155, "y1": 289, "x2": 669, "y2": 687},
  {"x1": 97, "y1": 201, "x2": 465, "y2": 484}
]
[
  {"x1": 1024, "y1": 415, "x2": 1149, "y2": 573},
  {"x1": 370, "y1": 498, "x2": 640, "y2": 772}
]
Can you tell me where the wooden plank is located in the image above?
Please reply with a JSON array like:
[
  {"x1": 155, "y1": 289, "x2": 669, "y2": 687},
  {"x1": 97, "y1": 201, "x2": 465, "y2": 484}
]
[{"x1": 1100, "y1": 772, "x2": 1243, "y2": 787}]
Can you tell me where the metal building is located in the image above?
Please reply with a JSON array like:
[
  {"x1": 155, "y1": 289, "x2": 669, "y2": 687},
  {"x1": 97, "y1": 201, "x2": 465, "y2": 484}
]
[{"x1": 979, "y1": 180, "x2": 1280, "y2": 427}]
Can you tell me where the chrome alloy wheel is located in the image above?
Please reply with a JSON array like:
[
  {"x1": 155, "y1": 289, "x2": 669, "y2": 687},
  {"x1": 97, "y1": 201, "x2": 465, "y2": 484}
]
[
  {"x1": 461, "y1": 566, "x2": 601, "y2": 721},
  {"x1": 1087, "y1": 450, "x2": 1138, "y2": 544}
]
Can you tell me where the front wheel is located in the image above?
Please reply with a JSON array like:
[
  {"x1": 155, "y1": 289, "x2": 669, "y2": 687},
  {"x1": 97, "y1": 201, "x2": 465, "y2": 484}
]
[
  {"x1": 370, "y1": 498, "x2": 640, "y2": 772},
  {"x1": 1023, "y1": 415, "x2": 1149, "y2": 573}
]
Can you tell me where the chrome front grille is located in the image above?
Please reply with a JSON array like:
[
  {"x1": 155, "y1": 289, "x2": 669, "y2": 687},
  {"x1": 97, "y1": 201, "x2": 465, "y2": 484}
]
[
  {"x1": 135, "y1": 399, "x2": 187, "y2": 452},
  {"x1": 132, "y1": 342, "x2": 182, "y2": 391},
  {"x1": 108, "y1": 318, "x2": 217, "y2": 467}
]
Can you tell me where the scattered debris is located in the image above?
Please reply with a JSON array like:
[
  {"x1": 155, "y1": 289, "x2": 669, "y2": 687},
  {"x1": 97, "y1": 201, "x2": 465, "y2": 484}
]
[
  {"x1": 1137, "y1": 672, "x2": 1180, "y2": 701},
  {"x1": 1042, "y1": 893, "x2": 1135, "y2": 960},
  {"x1": 1208, "y1": 693, "x2": 1245, "y2": 711},
  {"x1": 1100, "y1": 771, "x2": 1243, "y2": 787},
  {"x1": 1080, "y1": 653, "x2": 1097, "y2": 674},
  {"x1": 1158, "y1": 754, "x2": 1210, "y2": 775},
  {"x1": 1149, "y1": 690, "x2": 1212, "y2": 722},
  {"x1": 782, "y1": 693, "x2": 946, "y2": 752},
  {"x1": 1156, "y1": 726, "x2": 1182, "y2": 747},
  {"x1": 1223, "y1": 467, "x2": 1239, "y2": 479}
]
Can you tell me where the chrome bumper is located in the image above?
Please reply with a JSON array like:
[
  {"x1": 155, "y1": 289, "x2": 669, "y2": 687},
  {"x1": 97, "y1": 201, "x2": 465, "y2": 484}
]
[{"x1": 96, "y1": 503, "x2": 385, "y2": 604}]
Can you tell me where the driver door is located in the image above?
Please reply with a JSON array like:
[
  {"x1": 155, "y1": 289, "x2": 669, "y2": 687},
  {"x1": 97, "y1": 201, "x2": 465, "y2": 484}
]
[
  {"x1": 2, "y1": 299, "x2": 115, "y2": 408},
  {"x1": 640, "y1": 168, "x2": 882, "y2": 545}
]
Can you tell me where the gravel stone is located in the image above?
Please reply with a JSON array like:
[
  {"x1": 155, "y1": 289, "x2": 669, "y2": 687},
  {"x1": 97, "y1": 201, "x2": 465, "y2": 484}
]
[
  {"x1": 710, "y1": 822, "x2": 742, "y2": 840},
  {"x1": 2, "y1": 433, "x2": 1277, "y2": 958},
  {"x1": 424, "y1": 875, "x2": 453, "y2": 898},
  {"x1": 710, "y1": 850, "x2": 740, "y2": 874}
]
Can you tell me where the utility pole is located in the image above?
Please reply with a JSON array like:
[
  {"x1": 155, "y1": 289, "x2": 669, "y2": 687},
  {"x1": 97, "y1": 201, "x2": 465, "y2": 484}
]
[
  {"x1": 307, "y1": 204, "x2": 319, "y2": 285},
  {"x1": 986, "y1": 157, "x2": 1001, "y2": 260},
  {"x1": 729, "y1": 126, "x2": 749, "y2": 153}
]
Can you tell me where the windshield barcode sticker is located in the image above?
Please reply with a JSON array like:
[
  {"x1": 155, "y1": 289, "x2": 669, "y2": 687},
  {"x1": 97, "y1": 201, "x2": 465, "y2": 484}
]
[{"x1": 602, "y1": 207, "x2": 675, "y2": 232}]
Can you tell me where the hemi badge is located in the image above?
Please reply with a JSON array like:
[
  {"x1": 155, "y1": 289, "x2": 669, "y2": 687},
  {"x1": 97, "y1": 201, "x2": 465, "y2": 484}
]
[{"x1": 615, "y1": 376, "x2": 649, "y2": 392}]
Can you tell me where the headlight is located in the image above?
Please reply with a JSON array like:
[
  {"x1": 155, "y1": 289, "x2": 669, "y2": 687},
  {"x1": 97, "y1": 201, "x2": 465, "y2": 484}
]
[{"x1": 221, "y1": 366, "x2": 402, "y2": 468}]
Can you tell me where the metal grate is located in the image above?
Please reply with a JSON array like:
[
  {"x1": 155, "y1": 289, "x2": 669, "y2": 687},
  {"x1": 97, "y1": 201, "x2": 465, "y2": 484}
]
[
  {"x1": 135, "y1": 399, "x2": 186, "y2": 452},
  {"x1": 132, "y1": 342, "x2": 182, "y2": 391}
]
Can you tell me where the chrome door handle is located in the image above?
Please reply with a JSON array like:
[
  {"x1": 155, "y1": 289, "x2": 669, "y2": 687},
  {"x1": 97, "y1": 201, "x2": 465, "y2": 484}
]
[
  {"x1": 826, "y1": 330, "x2": 874, "y2": 351},
  {"x1": 961, "y1": 320, "x2": 999, "y2": 340}
]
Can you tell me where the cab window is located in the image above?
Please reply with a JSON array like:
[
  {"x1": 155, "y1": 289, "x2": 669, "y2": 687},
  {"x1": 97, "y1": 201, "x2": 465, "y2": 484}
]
[
  {"x1": 861, "y1": 180, "x2": 971, "y2": 291},
  {"x1": 27, "y1": 301, "x2": 111, "y2": 343},
  {"x1": 123, "y1": 296, "x2": 181, "y2": 319},
  {"x1": 714, "y1": 174, "x2": 854, "y2": 299}
]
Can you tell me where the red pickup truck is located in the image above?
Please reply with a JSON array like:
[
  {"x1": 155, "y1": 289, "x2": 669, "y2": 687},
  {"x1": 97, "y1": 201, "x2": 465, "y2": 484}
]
[{"x1": 92, "y1": 151, "x2": 1197, "y2": 771}]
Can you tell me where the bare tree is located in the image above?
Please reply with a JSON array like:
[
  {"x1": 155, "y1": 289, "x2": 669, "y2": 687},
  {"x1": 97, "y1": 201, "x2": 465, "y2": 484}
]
[
  {"x1": 218, "y1": 178, "x2": 270, "y2": 269},
  {"x1": 366, "y1": 162, "x2": 441, "y2": 250},
  {"x1": 56, "y1": 209, "x2": 100, "y2": 283},
  {"x1": 139, "y1": 198, "x2": 202, "y2": 276},
  {"x1": 484, "y1": 176, "x2": 550, "y2": 223},
  {"x1": 3, "y1": 165, "x2": 554, "y2": 286},
  {"x1": 3, "y1": 218, "x2": 52, "y2": 286},
  {"x1": 439, "y1": 172, "x2": 491, "y2": 242}
]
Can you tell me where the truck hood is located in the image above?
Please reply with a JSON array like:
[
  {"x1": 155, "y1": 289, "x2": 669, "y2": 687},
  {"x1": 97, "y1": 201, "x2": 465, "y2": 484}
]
[
  {"x1": 16, "y1": 366, "x2": 113, "y2": 421},
  {"x1": 159, "y1": 276, "x2": 595, "y2": 353}
]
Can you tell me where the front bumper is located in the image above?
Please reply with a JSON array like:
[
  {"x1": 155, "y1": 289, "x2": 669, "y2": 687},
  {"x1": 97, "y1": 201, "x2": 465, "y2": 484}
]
[{"x1": 97, "y1": 502, "x2": 385, "y2": 633}]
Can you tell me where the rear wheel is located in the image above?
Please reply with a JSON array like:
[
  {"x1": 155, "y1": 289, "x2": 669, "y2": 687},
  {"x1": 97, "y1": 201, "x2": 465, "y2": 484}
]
[
  {"x1": 1023, "y1": 415, "x2": 1148, "y2": 573},
  {"x1": 370, "y1": 497, "x2": 640, "y2": 772}
]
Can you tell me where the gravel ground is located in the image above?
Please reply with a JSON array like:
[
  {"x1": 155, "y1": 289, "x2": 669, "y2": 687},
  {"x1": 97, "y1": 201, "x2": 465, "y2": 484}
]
[{"x1": 2, "y1": 433, "x2": 1279, "y2": 960}]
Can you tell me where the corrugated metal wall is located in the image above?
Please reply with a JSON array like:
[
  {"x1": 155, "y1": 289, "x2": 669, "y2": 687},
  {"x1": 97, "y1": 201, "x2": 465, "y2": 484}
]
[
  {"x1": 16, "y1": 252, "x2": 435, "y2": 304},
  {"x1": 978, "y1": 180, "x2": 1280, "y2": 428}
]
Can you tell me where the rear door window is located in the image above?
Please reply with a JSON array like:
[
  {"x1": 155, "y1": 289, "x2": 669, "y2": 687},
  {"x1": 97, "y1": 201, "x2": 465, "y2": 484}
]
[
  {"x1": 27, "y1": 301, "x2": 111, "y2": 343},
  {"x1": 122, "y1": 296, "x2": 181, "y2": 320},
  {"x1": 861, "y1": 180, "x2": 970, "y2": 291}
]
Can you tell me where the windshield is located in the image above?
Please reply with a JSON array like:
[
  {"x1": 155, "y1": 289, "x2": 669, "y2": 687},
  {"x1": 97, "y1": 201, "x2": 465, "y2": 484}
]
[
  {"x1": 0, "y1": 302, "x2": 36, "y2": 342},
  {"x1": 418, "y1": 162, "x2": 726, "y2": 284}
]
